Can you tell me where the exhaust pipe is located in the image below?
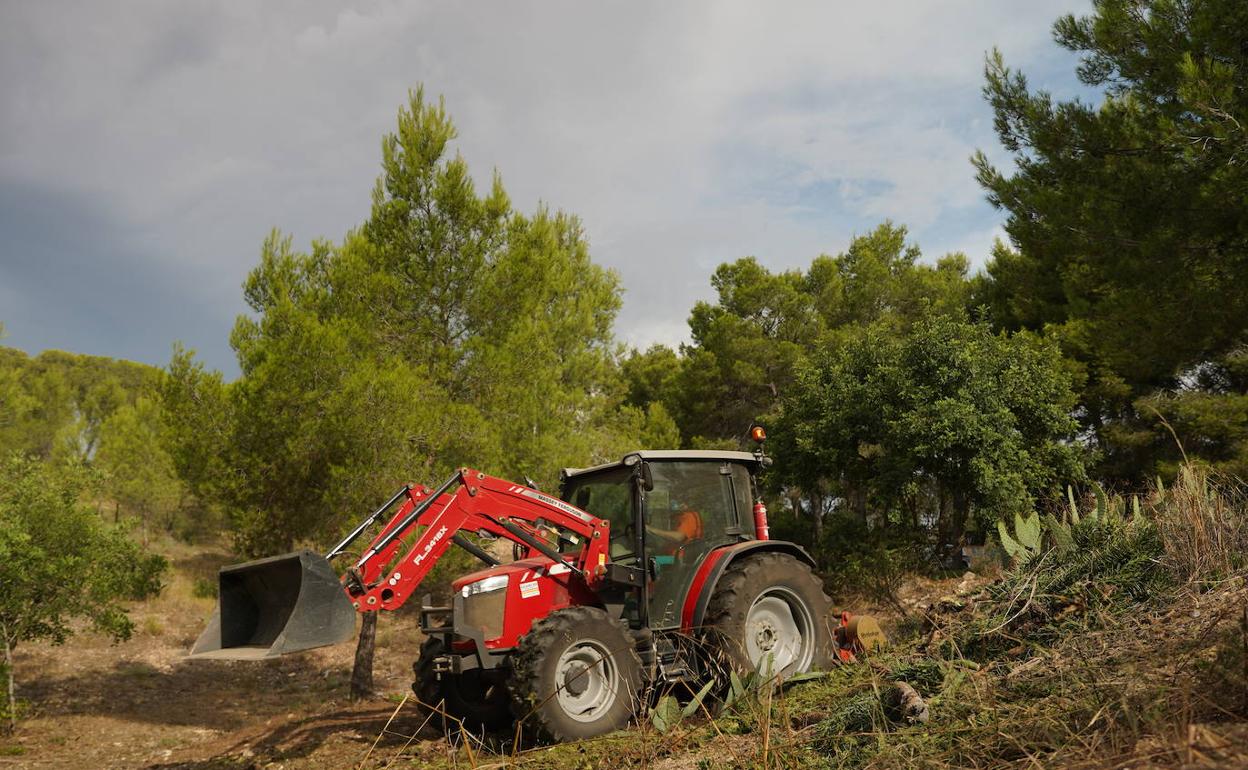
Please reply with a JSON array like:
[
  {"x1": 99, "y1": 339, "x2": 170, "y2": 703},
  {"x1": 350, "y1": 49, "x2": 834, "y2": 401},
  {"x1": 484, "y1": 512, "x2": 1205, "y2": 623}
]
[{"x1": 189, "y1": 550, "x2": 357, "y2": 659}]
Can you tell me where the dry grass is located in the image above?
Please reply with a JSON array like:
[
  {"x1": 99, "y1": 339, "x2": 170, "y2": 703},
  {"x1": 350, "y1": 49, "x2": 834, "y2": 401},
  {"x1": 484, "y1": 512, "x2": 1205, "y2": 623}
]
[{"x1": 1155, "y1": 464, "x2": 1248, "y2": 581}]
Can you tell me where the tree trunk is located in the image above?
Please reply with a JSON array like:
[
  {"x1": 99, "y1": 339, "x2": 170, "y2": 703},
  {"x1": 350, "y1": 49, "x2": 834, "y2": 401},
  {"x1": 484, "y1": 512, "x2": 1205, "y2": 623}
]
[
  {"x1": 936, "y1": 483, "x2": 951, "y2": 555},
  {"x1": 810, "y1": 491, "x2": 824, "y2": 541},
  {"x1": 786, "y1": 489, "x2": 803, "y2": 530},
  {"x1": 3, "y1": 625, "x2": 15, "y2": 734},
  {"x1": 853, "y1": 485, "x2": 868, "y2": 528},
  {"x1": 350, "y1": 611, "x2": 377, "y2": 700},
  {"x1": 950, "y1": 491, "x2": 970, "y2": 560}
]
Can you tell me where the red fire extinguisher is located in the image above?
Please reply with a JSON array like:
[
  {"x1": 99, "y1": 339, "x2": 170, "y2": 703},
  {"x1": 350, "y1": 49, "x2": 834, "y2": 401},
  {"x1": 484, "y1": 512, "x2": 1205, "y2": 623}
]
[{"x1": 753, "y1": 499, "x2": 770, "y2": 541}]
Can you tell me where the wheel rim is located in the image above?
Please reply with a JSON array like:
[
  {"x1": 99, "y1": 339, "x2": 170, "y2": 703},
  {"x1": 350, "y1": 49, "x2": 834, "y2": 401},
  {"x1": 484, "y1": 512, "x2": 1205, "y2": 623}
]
[
  {"x1": 555, "y1": 640, "x2": 619, "y2": 722},
  {"x1": 744, "y1": 587, "x2": 814, "y2": 677}
]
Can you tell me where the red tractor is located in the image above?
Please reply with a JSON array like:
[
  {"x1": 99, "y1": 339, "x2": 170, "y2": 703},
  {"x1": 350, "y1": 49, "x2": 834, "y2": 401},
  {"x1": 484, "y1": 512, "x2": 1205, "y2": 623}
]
[{"x1": 191, "y1": 440, "x2": 882, "y2": 742}]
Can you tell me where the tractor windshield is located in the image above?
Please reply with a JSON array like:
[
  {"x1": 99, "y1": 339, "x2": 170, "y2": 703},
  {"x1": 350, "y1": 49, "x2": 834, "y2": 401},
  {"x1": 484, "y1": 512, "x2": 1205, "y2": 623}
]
[{"x1": 561, "y1": 467, "x2": 636, "y2": 560}]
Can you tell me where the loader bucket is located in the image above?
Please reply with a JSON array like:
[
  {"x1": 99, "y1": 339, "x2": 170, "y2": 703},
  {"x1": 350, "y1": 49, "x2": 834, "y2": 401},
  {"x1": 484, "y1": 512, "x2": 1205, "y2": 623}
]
[{"x1": 189, "y1": 550, "x2": 357, "y2": 660}]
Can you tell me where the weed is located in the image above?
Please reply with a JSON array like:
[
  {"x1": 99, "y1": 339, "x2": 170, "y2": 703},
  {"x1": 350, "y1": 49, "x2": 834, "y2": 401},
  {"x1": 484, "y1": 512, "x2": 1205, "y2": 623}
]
[
  {"x1": 191, "y1": 577, "x2": 218, "y2": 600},
  {"x1": 1155, "y1": 464, "x2": 1248, "y2": 580},
  {"x1": 141, "y1": 616, "x2": 164, "y2": 636}
]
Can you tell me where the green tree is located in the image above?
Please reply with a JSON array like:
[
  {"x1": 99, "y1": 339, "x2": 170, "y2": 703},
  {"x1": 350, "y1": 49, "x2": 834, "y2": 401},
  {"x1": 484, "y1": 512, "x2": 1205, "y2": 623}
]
[
  {"x1": 973, "y1": 0, "x2": 1248, "y2": 480},
  {"x1": 0, "y1": 346, "x2": 158, "y2": 461},
  {"x1": 621, "y1": 344, "x2": 682, "y2": 412},
  {"x1": 0, "y1": 455, "x2": 166, "y2": 731},
  {"x1": 0, "y1": 349, "x2": 37, "y2": 456},
  {"x1": 95, "y1": 396, "x2": 184, "y2": 534},
  {"x1": 51, "y1": 376, "x2": 127, "y2": 464},
  {"x1": 163, "y1": 89, "x2": 656, "y2": 555},
  {"x1": 776, "y1": 315, "x2": 1084, "y2": 551},
  {"x1": 676, "y1": 258, "x2": 821, "y2": 441},
  {"x1": 806, "y1": 222, "x2": 971, "y2": 332},
  {"x1": 626, "y1": 223, "x2": 975, "y2": 455},
  {"x1": 161, "y1": 89, "x2": 667, "y2": 696},
  {"x1": 465, "y1": 209, "x2": 662, "y2": 484},
  {"x1": 160, "y1": 344, "x2": 235, "y2": 512},
  {"x1": 359, "y1": 87, "x2": 510, "y2": 386}
]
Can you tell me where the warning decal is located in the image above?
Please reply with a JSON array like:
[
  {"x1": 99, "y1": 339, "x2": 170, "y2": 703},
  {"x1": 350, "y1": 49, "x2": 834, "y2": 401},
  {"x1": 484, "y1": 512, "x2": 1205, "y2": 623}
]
[{"x1": 519, "y1": 580, "x2": 540, "y2": 599}]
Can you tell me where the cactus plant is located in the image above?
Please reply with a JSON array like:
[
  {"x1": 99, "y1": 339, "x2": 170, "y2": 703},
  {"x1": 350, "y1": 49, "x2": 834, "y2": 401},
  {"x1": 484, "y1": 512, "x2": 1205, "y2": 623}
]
[{"x1": 997, "y1": 512, "x2": 1043, "y2": 562}]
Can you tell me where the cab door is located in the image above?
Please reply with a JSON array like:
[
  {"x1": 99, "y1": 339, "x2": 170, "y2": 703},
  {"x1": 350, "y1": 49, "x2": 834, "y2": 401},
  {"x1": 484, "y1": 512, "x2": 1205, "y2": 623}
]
[{"x1": 643, "y1": 461, "x2": 746, "y2": 629}]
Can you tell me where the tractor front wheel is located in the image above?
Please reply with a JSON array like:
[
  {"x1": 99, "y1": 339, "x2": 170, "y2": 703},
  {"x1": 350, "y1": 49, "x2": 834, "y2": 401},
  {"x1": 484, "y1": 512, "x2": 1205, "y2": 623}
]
[
  {"x1": 508, "y1": 606, "x2": 642, "y2": 742},
  {"x1": 704, "y1": 552, "x2": 835, "y2": 680},
  {"x1": 412, "y1": 636, "x2": 512, "y2": 733}
]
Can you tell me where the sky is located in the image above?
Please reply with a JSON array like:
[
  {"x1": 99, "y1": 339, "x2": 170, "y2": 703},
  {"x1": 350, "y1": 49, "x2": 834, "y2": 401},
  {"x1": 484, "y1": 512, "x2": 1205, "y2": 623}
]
[{"x1": 0, "y1": 0, "x2": 1091, "y2": 375}]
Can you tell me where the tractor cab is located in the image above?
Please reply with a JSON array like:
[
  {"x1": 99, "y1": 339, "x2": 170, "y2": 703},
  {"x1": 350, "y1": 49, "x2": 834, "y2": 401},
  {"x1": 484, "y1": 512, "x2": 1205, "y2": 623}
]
[{"x1": 559, "y1": 450, "x2": 765, "y2": 630}]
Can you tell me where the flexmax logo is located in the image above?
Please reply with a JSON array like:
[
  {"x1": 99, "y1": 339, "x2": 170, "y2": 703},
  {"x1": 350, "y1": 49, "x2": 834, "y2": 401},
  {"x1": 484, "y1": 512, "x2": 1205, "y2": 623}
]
[{"x1": 413, "y1": 525, "x2": 448, "y2": 566}]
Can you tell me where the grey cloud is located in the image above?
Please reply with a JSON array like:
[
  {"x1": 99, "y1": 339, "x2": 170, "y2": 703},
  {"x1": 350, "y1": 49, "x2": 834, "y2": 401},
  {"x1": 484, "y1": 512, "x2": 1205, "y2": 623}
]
[
  {"x1": 0, "y1": 179, "x2": 241, "y2": 371},
  {"x1": 0, "y1": 0, "x2": 1090, "y2": 372}
]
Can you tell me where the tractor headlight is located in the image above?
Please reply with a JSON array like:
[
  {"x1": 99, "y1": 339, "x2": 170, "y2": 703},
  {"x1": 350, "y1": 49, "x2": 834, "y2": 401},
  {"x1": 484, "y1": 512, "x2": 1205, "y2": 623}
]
[
  {"x1": 461, "y1": 574, "x2": 509, "y2": 598},
  {"x1": 460, "y1": 575, "x2": 508, "y2": 642}
]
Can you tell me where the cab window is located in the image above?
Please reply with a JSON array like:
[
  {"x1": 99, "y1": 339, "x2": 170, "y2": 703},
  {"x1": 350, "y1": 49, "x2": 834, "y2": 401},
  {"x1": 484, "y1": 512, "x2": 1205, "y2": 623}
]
[{"x1": 561, "y1": 467, "x2": 635, "y2": 558}]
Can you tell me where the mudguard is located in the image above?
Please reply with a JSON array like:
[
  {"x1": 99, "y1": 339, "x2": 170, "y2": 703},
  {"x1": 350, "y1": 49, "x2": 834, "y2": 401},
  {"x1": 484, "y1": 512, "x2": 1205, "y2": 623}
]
[{"x1": 679, "y1": 540, "x2": 817, "y2": 632}]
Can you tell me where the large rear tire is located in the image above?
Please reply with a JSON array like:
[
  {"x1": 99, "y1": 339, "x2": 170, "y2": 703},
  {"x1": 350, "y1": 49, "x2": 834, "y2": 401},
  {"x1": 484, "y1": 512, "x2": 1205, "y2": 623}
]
[
  {"x1": 704, "y1": 552, "x2": 835, "y2": 680},
  {"x1": 412, "y1": 636, "x2": 512, "y2": 733},
  {"x1": 508, "y1": 606, "x2": 642, "y2": 743}
]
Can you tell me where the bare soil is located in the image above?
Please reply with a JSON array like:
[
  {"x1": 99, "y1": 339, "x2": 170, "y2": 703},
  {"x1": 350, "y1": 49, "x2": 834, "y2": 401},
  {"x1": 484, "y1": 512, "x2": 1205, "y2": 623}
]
[{"x1": 2, "y1": 540, "x2": 438, "y2": 769}]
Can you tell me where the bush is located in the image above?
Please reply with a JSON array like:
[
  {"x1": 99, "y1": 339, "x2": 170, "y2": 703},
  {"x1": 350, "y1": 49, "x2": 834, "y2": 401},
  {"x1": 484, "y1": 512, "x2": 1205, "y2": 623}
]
[
  {"x1": 772, "y1": 510, "x2": 930, "y2": 613},
  {"x1": 191, "y1": 577, "x2": 218, "y2": 600},
  {"x1": 0, "y1": 454, "x2": 166, "y2": 731},
  {"x1": 960, "y1": 499, "x2": 1168, "y2": 659}
]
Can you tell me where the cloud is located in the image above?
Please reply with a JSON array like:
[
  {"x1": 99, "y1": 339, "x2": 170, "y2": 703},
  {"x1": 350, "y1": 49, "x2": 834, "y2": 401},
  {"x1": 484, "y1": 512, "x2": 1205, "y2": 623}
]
[{"x1": 0, "y1": 0, "x2": 1090, "y2": 370}]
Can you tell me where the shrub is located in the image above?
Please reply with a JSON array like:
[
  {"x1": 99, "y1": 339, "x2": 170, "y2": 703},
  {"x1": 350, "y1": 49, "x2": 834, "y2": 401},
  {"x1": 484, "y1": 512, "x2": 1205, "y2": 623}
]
[
  {"x1": 0, "y1": 454, "x2": 166, "y2": 731},
  {"x1": 801, "y1": 513, "x2": 930, "y2": 613},
  {"x1": 191, "y1": 577, "x2": 218, "y2": 600}
]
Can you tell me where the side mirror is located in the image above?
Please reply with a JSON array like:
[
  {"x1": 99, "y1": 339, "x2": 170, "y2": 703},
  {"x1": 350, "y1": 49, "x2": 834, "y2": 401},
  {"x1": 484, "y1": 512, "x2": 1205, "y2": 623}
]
[{"x1": 639, "y1": 461, "x2": 654, "y2": 492}]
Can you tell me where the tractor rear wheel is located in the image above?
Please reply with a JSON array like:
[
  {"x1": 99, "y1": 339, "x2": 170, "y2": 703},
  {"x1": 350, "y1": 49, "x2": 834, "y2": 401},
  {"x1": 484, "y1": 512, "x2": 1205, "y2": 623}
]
[
  {"x1": 508, "y1": 606, "x2": 642, "y2": 742},
  {"x1": 412, "y1": 636, "x2": 511, "y2": 733},
  {"x1": 704, "y1": 552, "x2": 834, "y2": 680}
]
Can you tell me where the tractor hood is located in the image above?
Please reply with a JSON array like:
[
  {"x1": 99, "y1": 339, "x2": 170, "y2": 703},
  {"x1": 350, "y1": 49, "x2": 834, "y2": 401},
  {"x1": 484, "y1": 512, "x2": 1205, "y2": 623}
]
[
  {"x1": 451, "y1": 556, "x2": 572, "y2": 594},
  {"x1": 451, "y1": 557, "x2": 592, "y2": 650}
]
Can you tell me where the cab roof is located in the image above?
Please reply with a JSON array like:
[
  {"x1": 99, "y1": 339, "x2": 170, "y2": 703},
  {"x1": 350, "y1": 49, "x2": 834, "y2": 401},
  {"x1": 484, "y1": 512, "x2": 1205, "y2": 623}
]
[{"x1": 561, "y1": 449, "x2": 765, "y2": 480}]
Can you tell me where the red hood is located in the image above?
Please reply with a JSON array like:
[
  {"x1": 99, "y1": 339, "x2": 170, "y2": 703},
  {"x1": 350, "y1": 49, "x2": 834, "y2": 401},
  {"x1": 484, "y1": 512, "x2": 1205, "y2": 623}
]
[{"x1": 450, "y1": 557, "x2": 560, "y2": 592}]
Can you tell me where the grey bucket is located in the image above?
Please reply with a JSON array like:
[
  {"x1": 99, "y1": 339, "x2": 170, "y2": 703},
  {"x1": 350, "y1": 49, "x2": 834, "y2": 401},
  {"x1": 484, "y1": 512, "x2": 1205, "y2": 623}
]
[{"x1": 189, "y1": 550, "x2": 357, "y2": 659}]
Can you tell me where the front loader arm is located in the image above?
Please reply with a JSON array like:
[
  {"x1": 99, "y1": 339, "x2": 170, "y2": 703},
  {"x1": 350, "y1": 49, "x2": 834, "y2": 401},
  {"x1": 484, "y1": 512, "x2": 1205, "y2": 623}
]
[{"x1": 334, "y1": 468, "x2": 611, "y2": 613}]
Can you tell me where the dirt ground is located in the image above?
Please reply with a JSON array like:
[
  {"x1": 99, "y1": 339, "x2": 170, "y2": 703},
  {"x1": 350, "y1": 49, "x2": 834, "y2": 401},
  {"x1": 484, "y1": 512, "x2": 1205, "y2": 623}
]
[{"x1": 2, "y1": 540, "x2": 443, "y2": 769}]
